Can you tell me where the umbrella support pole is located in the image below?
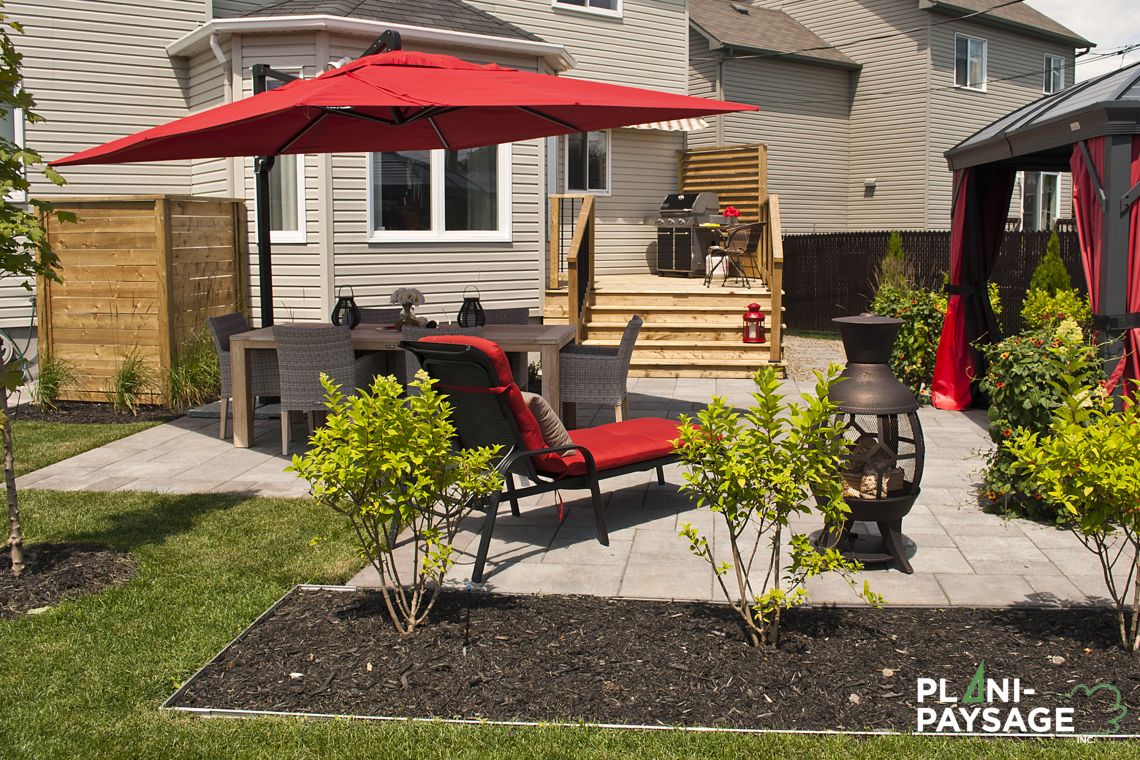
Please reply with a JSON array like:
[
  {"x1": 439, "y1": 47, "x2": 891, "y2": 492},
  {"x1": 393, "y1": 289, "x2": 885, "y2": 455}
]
[{"x1": 253, "y1": 155, "x2": 276, "y2": 328}]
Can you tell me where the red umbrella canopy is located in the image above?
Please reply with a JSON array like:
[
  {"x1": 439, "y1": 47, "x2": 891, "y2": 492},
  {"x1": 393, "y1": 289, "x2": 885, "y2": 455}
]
[{"x1": 54, "y1": 50, "x2": 757, "y2": 166}]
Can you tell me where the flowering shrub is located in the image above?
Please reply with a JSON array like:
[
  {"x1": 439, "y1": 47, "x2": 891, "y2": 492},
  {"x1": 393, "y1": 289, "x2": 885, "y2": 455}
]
[
  {"x1": 978, "y1": 319, "x2": 1102, "y2": 521},
  {"x1": 1020, "y1": 287, "x2": 1092, "y2": 333},
  {"x1": 870, "y1": 284, "x2": 946, "y2": 404}
]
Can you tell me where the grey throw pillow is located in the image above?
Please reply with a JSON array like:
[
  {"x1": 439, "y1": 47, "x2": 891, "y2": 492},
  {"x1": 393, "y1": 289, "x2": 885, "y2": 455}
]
[{"x1": 520, "y1": 391, "x2": 573, "y2": 449}]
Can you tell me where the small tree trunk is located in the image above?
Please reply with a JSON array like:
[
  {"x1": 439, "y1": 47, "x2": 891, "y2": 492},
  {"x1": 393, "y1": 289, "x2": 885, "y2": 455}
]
[
  {"x1": 1131, "y1": 549, "x2": 1140, "y2": 654},
  {"x1": 1, "y1": 384, "x2": 24, "y2": 577}
]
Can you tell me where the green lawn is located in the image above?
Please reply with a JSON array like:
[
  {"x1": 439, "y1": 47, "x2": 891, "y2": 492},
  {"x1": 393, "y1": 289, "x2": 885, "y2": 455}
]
[
  {"x1": 0, "y1": 488, "x2": 1136, "y2": 758},
  {"x1": 11, "y1": 420, "x2": 160, "y2": 477}
]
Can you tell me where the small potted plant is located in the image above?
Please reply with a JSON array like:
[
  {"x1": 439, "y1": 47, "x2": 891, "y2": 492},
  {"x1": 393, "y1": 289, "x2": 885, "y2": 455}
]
[{"x1": 390, "y1": 287, "x2": 426, "y2": 327}]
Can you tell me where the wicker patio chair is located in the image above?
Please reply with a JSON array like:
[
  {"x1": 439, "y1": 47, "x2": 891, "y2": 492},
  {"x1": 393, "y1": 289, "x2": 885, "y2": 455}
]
[
  {"x1": 358, "y1": 306, "x2": 402, "y2": 325},
  {"x1": 558, "y1": 315, "x2": 643, "y2": 427},
  {"x1": 402, "y1": 324, "x2": 484, "y2": 387},
  {"x1": 482, "y1": 307, "x2": 531, "y2": 386},
  {"x1": 705, "y1": 222, "x2": 762, "y2": 288},
  {"x1": 208, "y1": 313, "x2": 281, "y2": 440},
  {"x1": 272, "y1": 324, "x2": 387, "y2": 455},
  {"x1": 402, "y1": 334, "x2": 682, "y2": 583}
]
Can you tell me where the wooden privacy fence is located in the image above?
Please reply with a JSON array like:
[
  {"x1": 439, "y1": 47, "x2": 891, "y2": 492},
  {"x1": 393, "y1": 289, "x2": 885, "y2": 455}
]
[
  {"x1": 782, "y1": 230, "x2": 1085, "y2": 334},
  {"x1": 37, "y1": 195, "x2": 246, "y2": 405}
]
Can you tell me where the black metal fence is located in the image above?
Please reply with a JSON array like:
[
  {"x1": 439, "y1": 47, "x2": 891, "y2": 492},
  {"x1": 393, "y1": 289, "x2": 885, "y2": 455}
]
[{"x1": 782, "y1": 230, "x2": 1085, "y2": 334}]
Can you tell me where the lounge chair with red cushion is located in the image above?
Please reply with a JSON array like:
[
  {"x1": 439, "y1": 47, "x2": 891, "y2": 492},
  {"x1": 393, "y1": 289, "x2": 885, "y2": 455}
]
[{"x1": 401, "y1": 335, "x2": 684, "y2": 582}]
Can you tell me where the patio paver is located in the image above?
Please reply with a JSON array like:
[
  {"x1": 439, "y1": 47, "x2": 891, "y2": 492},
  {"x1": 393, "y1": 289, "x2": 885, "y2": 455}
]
[{"x1": 14, "y1": 381, "x2": 1122, "y2": 608}]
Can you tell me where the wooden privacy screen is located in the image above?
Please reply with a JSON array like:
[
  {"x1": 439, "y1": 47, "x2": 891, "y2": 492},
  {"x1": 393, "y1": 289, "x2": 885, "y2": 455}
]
[
  {"x1": 679, "y1": 144, "x2": 769, "y2": 278},
  {"x1": 37, "y1": 195, "x2": 246, "y2": 405}
]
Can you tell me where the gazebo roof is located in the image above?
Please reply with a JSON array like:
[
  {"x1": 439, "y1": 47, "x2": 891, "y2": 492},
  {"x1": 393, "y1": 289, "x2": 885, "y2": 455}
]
[{"x1": 946, "y1": 61, "x2": 1140, "y2": 171}]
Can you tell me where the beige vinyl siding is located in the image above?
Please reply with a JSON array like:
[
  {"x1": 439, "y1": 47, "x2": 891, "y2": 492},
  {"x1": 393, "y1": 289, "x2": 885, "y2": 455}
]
[
  {"x1": 3, "y1": 0, "x2": 203, "y2": 327},
  {"x1": 689, "y1": 30, "x2": 853, "y2": 233},
  {"x1": 927, "y1": 19, "x2": 1075, "y2": 227},
  {"x1": 189, "y1": 42, "x2": 232, "y2": 197},
  {"x1": 233, "y1": 33, "x2": 324, "y2": 324},
  {"x1": 326, "y1": 35, "x2": 546, "y2": 319},
  {"x1": 469, "y1": 0, "x2": 688, "y2": 274},
  {"x1": 776, "y1": 0, "x2": 932, "y2": 230}
]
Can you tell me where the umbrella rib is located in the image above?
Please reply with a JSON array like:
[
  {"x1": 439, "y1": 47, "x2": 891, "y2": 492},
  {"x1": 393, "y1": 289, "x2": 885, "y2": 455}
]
[
  {"x1": 515, "y1": 106, "x2": 582, "y2": 132},
  {"x1": 277, "y1": 111, "x2": 329, "y2": 155},
  {"x1": 319, "y1": 107, "x2": 396, "y2": 126},
  {"x1": 427, "y1": 117, "x2": 450, "y2": 150}
]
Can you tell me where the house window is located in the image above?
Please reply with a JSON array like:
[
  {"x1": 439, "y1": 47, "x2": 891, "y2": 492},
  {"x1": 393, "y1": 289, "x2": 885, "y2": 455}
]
[
  {"x1": 1022, "y1": 172, "x2": 1060, "y2": 231},
  {"x1": 955, "y1": 34, "x2": 987, "y2": 91},
  {"x1": 565, "y1": 131, "x2": 610, "y2": 194},
  {"x1": 552, "y1": 0, "x2": 622, "y2": 17},
  {"x1": 368, "y1": 145, "x2": 511, "y2": 241},
  {"x1": 1044, "y1": 54, "x2": 1065, "y2": 94},
  {"x1": 1, "y1": 97, "x2": 25, "y2": 203},
  {"x1": 261, "y1": 70, "x2": 307, "y2": 243}
]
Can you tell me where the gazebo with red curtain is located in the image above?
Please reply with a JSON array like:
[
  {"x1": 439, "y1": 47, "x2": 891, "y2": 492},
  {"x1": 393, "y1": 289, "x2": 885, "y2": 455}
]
[{"x1": 932, "y1": 61, "x2": 1140, "y2": 409}]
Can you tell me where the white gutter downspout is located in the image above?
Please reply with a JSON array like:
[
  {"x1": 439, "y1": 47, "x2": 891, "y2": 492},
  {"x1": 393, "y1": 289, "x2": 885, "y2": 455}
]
[{"x1": 208, "y1": 33, "x2": 239, "y2": 198}]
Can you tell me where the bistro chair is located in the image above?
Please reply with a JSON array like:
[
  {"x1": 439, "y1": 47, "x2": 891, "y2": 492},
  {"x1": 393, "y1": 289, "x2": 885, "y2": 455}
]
[
  {"x1": 482, "y1": 307, "x2": 531, "y2": 386},
  {"x1": 558, "y1": 315, "x2": 643, "y2": 427},
  {"x1": 272, "y1": 325, "x2": 387, "y2": 455},
  {"x1": 208, "y1": 313, "x2": 280, "y2": 440},
  {"x1": 358, "y1": 306, "x2": 402, "y2": 325},
  {"x1": 401, "y1": 334, "x2": 682, "y2": 583},
  {"x1": 705, "y1": 222, "x2": 762, "y2": 288}
]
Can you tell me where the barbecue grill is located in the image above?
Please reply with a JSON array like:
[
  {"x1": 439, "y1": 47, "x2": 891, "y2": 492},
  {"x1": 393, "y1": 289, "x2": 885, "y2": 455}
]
[{"x1": 655, "y1": 192, "x2": 720, "y2": 276}]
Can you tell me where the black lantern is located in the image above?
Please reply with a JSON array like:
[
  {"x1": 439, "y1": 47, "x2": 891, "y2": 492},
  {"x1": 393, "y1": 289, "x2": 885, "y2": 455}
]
[
  {"x1": 457, "y1": 285, "x2": 486, "y2": 327},
  {"x1": 330, "y1": 285, "x2": 361, "y2": 329},
  {"x1": 822, "y1": 315, "x2": 925, "y2": 574}
]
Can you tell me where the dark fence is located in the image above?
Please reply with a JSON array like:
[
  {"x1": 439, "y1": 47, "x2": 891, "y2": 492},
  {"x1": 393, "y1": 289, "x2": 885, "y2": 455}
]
[{"x1": 782, "y1": 230, "x2": 1085, "y2": 335}]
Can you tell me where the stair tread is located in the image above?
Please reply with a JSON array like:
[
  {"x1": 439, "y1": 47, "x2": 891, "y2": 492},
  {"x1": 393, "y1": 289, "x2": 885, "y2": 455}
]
[
  {"x1": 630, "y1": 357, "x2": 778, "y2": 367},
  {"x1": 587, "y1": 339, "x2": 769, "y2": 348}
]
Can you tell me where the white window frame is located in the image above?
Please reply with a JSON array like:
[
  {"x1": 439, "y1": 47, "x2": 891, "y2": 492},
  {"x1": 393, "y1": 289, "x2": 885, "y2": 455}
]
[
  {"x1": 3, "y1": 102, "x2": 25, "y2": 204},
  {"x1": 551, "y1": 0, "x2": 622, "y2": 19},
  {"x1": 256, "y1": 67, "x2": 307, "y2": 244},
  {"x1": 366, "y1": 144, "x2": 513, "y2": 243},
  {"x1": 1021, "y1": 171, "x2": 1061, "y2": 232},
  {"x1": 954, "y1": 33, "x2": 988, "y2": 92},
  {"x1": 1043, "y1": 53, "x2": 1065, "y2": 94},
  {"x1": 564, "y1": 130, "x2": 612, "y2": 197}
]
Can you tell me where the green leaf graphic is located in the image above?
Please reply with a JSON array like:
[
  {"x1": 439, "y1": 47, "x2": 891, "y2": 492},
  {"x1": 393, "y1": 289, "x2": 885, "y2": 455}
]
[
  {"x1": 1064, "y1": 683, "x2": 1128, "y2": 734},
  {"x1": 963, "y1": 661, "x2": 986, "y2": 705}
]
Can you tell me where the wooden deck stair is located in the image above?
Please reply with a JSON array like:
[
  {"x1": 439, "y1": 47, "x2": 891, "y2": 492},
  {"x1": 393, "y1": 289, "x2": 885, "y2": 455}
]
[{"x1": 545, "y1": 275, "x2": 783, "y2": 378}]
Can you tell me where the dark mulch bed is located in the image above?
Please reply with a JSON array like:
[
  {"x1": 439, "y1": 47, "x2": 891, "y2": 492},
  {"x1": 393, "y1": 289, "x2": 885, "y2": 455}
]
[
  {"x1": 171, "y1": 588, "x2": 1140, "y2": 733},
  {"x1": 0, "y1": 543, "x2": 137, "y2": 617},
  {"x1": 11, "y1": 400, "x2": 182, "y2": 424}
]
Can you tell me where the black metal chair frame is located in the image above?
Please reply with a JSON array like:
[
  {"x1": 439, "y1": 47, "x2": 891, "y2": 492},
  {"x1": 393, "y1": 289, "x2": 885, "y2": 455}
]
[
  {"x1": 401, "y1": 338, "x2": 675, "y2": 583},
  {"x1": 704, "y1": 222, "x2": 763, "y2": 289}
]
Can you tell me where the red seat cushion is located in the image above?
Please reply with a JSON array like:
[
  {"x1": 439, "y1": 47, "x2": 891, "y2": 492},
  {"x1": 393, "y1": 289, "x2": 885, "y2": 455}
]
[{"x1": 535, "y1": 417, "x2": 684, "y2": 478}]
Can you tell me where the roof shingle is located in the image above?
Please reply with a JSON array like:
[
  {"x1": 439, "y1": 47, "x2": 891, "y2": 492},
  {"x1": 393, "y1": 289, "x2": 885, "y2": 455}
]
[
  {"x1": 927, "y1": 1, "x2": 1092, "y2": 48},
  {"x1": 219, "y1": 0, "x2": 542, "y2": 43},
  {"x1": 689, "y1": 0, "x2": 859, "y2": 69}
]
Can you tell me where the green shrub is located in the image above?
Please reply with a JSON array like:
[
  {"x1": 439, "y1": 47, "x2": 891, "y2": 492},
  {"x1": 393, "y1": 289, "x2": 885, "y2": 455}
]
[
  {"x1": 1028, "y1": 231, "x2": 1072, "y2": 294},
  {"x1": 167, "y1": 330, "x2": 220, "y2": 411},
  {"x1": 674, "y1": 366, "x2": 882, "y2": 649},
  {"x1": 1007, "y1": 374, "x2": 1140, "y2": 651},
  {"x1": 875, "y1": 231, "x2": 909, "y2": 291},
  {"x1": 1021, "y1": 287, "x2": 1092, "y2": 332},
  {"x1": 288, "y1": 372, "x2": 503, "y2": 635},
  {"x1": 978, "y1": 319, "x2": 1103, "y2": 521},
  {"x1": 31, "y1": 353, "x2": 77, "y2": 411},
  {"x1": 107, "y1": 351, "x2": 154, "y2": 415}
]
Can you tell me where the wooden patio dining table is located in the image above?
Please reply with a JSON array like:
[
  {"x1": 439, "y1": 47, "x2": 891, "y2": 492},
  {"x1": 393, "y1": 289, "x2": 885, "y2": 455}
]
[{"x1": 228, "y1": 323, "x2": 577, "y2": 448}]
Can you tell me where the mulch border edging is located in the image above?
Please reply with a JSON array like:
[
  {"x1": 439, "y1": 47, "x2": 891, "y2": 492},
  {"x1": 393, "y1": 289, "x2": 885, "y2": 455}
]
[{"x1": 159, "y1": 584, "x2": 1138, "y2": 740}]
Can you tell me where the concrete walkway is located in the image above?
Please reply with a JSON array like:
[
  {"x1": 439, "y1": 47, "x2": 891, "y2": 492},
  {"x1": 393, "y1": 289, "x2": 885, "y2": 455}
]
[{"x1": 17, "y1": 378, "x2": 1118, "y2": 608}]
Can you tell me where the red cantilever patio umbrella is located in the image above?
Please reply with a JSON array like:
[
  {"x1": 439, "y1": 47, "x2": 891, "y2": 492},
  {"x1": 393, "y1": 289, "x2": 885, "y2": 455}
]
[{"x1": 54, "y1": 43, "x2": 757, "y2": 324}]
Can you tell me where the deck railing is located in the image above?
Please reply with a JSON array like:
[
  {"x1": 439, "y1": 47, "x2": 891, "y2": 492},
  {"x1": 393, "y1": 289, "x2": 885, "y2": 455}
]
[
  {"x1": 559, "y1": 195, "x2": 596, "y2": 342},
  {"x1": 757, "y1": 195, "x2": 784, "y2": 363},
  {"x1": 547, "y1": 194, "x2": 593, "y2": 290}
]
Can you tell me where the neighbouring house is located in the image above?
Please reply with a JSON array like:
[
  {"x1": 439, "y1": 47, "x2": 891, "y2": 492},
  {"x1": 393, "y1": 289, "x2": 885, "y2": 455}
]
[
  {"x1": 687, "y1": 0, "x2": 1093, "y2": 234},
  {"x1": 2, "y1": 0, "x2": 692, "y2": 353}
]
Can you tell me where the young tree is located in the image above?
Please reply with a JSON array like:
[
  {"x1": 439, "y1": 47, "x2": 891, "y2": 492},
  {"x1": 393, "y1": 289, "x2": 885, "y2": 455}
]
[{"x1": 1, "y1": 9, "x2": 72, "y2": 576}]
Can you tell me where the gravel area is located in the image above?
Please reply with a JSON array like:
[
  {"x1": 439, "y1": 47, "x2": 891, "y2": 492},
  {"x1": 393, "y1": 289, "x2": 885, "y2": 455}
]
[{"x1": 782, "y1": 333, "x2": 846, "y2": 380}]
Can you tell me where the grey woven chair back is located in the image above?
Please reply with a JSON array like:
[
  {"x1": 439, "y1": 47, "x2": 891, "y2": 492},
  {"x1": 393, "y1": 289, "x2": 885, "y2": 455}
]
[
  {"x1": 617, "y1": 315, "x2": 644, "y2": 373},
  {"x1": 403, "y1": 325, "x2": 484, "y2": 385},
  {"x1": 208, "y1": 313, "x2": 250, "y2": 395},
  {"x1": 482, "y1": 307, "x2": 530, "y2": 325},
  {"x1": 358, "y1": 307, "x2": 402, "y2": 325},
  {"x1": 273, "y1": 325, "x2": 356, "y2": 410}
]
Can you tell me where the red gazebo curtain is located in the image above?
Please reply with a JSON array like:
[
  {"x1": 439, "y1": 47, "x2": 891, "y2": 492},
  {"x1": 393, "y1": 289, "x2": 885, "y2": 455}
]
[
  {"x1": 1071, "y1": 136, "x2": 1140, "y2": 393},
  {"x1": 932, "y1": 166, "x2": 1017, "y2": 409}
]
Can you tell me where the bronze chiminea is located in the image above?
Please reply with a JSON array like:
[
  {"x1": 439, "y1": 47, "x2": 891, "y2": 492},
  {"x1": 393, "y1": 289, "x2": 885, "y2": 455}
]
[{"x1": 823, "y1": 315, "x2": 925, "y2": 574}]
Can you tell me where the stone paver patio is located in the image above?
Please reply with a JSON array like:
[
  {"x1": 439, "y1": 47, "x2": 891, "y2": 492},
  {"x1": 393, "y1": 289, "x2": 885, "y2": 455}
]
[{"x1": 17, "y1": 378, "x2": 1118, "y2": 607}]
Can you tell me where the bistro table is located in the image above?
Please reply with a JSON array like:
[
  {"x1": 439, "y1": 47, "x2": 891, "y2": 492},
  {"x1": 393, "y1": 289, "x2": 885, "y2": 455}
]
[{"x1": 228, "y1": 323, "x2": 577, "y2": 448}]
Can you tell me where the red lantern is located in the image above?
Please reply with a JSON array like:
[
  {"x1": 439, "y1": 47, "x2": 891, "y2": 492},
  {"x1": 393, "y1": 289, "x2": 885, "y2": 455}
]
[{"x1": 743, "y1": 303, "x2": 766, "y2": 344}]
